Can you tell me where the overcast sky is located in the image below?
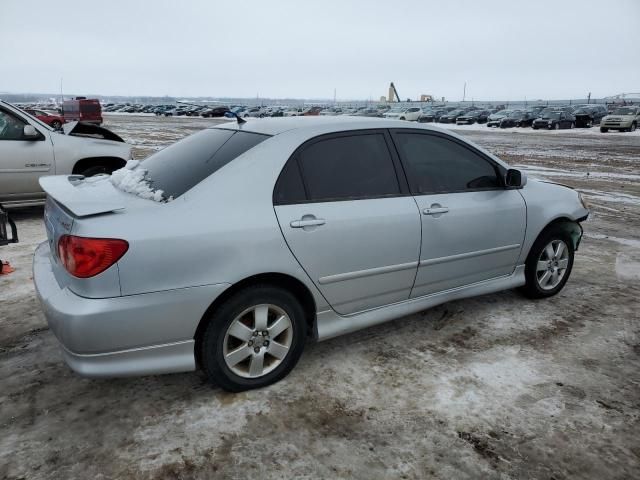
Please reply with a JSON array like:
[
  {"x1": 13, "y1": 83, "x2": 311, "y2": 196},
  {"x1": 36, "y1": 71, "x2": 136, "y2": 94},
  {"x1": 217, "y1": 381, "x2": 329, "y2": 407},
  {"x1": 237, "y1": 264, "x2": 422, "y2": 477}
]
[{"x1": 2, "y1": 0, "x2": 639, "y2": 101}]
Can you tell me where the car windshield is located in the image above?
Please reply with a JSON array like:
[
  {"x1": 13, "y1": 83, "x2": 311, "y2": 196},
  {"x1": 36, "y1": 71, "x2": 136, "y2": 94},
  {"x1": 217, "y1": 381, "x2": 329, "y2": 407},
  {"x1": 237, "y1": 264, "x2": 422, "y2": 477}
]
[
  {"x1": 508, "y1": 111, "x2": 523, "y2": 118},
  {"x1": 495, "y1": 110, "x2": 510, "y2": 116},
  {"x1": 141, "y1": 128, "x2": 270, "y2": 199},
  {"x1": 388, "y1": 108, "x2": 404, "y2": 113},
  {"x1": 544, "y1": 112, "x2": 561, "y2": 120},
  {"x1": 573, "y1": 107, "x2": 593, "y2": 114},
  {"x1": 612, "y1": 107, "x2": 637, "y2": 115}
]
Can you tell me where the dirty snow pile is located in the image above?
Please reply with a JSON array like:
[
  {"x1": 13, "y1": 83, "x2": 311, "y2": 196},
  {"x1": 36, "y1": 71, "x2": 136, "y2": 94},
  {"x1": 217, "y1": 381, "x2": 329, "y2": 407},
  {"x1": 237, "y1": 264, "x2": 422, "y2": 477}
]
[{"x1": 109, "y1": 160, "x2": 167, "y2": 202}]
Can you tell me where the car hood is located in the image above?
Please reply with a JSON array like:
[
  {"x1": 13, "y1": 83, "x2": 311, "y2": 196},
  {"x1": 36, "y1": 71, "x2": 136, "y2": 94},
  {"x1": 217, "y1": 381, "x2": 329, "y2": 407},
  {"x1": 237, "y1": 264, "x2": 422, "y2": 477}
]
[{"x1": 62, "y1": 121, "x2": 125, "y2": 142}]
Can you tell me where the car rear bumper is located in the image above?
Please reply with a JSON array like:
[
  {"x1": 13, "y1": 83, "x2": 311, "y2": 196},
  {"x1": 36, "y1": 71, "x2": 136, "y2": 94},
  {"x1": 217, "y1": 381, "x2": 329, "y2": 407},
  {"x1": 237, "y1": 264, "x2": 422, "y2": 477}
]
[{"x1": 33, "y1": 241, "x2": 230, "y2": 377}]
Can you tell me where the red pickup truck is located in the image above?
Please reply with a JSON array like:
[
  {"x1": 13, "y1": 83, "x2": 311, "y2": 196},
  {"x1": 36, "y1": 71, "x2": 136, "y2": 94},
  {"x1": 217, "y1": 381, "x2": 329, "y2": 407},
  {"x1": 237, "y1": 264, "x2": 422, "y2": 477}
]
[{"x1": 63, "y1": 97, "x2": 103, "y2": 125}]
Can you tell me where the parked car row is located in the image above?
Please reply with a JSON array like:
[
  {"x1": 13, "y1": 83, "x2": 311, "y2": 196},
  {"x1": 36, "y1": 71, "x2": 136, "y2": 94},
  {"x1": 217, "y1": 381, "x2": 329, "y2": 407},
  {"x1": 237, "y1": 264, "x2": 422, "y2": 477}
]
[
  {"x1": 414, "y1": 103, "x2": 631, "y2": 132},
  {"x1": 57, "y1": 99, "x2": 639, "y2": 133}
]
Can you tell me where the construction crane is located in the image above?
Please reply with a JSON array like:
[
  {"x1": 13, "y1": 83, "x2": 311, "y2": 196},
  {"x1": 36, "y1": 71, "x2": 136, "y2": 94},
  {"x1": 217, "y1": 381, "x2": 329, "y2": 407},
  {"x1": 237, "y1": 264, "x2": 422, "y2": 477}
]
[{"x1": 388, "y1": 82, "x2": 401, "y2": 102}]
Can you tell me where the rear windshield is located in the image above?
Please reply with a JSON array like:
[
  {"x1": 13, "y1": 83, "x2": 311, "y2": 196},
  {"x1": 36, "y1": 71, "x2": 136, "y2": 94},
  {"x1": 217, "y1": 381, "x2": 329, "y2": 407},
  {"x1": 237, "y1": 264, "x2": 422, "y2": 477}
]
[
  {"x1": 81, "y1": 103, "x2": 101, "y2": 114},
  {"x1": 142, "y1": 128, "x2": 269, "y2": 199}
]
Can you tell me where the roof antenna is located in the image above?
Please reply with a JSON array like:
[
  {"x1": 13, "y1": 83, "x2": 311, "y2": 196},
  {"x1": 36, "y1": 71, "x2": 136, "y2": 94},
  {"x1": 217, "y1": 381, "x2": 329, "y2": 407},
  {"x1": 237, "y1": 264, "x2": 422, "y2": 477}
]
[{"x1": 228, "y1": 111, "x2": 246, "y2": 124}]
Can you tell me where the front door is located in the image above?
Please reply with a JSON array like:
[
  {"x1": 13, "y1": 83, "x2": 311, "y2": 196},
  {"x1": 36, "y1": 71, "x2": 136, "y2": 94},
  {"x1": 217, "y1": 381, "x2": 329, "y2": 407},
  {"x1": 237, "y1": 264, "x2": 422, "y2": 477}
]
[
  {"x1": 0, "y1": 107, "x2": 53, "y2": 204},
  {"x1": 390, "y1": 129, "x2": 526, "y2": 298},
  {"x1": 274, "y1": 130, "x2": 421, "y2": 315}
]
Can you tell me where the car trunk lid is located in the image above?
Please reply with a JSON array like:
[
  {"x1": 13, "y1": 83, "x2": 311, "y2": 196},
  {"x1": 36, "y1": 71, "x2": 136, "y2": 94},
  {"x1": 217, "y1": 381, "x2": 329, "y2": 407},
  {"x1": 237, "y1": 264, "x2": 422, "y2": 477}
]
[{"x1": 40, "y1": 175, "x2": 127, "y2": 217}]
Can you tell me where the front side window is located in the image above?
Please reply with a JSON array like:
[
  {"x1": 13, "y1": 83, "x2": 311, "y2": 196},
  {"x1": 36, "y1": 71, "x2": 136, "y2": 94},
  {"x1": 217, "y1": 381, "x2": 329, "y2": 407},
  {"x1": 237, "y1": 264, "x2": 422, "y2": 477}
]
[
  {"x1": 393, "y1": 132, "x2": 501, "y2": 194},
  {"x1": 0, "y1": 109, "x2": 27, "y2": 140},
  {"x1": 297, "y1": 133, "x2": 400, "y2": 202}
]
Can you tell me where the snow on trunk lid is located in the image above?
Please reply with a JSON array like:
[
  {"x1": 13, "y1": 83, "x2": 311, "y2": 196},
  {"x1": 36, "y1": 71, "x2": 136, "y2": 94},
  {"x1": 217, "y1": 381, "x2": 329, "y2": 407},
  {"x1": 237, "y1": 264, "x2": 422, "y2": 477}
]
[{"x1": 109, "y1": 160, "x2": 169, "y2": 202}]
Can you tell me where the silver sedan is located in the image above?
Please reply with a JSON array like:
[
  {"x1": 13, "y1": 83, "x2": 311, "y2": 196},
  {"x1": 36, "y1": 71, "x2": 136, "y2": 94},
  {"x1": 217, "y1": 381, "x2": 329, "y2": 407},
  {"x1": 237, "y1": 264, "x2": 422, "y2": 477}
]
[{"x1": 33, "y1": 117, "x2": 589, "y2": 391}]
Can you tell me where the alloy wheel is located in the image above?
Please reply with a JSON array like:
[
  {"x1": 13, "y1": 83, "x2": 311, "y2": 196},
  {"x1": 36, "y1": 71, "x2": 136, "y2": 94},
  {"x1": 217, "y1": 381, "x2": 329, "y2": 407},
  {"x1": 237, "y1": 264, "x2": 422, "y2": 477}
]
[
  {"x1": 536, "y1": 240, "x2": 570, "y2": 290},
  {"x1": 223, "y1": 304, "x2": 293, "y2": 378}
]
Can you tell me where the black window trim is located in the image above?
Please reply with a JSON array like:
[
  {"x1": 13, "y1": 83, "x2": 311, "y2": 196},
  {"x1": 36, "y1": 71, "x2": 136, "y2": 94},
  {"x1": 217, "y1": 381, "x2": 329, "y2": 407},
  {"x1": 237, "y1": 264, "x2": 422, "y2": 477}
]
[
  {"x1": 388, "y1": 128, "x2": 508, "y2": 196},
  {"x1": 273, "y1": 128, "x2": 411, "y2": 206}
]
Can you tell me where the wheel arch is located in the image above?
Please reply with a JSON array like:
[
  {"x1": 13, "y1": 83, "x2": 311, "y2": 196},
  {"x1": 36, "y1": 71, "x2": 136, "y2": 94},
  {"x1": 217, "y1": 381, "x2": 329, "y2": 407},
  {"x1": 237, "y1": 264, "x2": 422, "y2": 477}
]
[
  {"x1": 193, "y1": 272, "x2": 318, "y2": 367},
  {"x1": 526, "y1": 216, "x2": 583, "y2": 262},
  {"x1": 72, "y1": 156, "x2": 127, "y2": 175}
]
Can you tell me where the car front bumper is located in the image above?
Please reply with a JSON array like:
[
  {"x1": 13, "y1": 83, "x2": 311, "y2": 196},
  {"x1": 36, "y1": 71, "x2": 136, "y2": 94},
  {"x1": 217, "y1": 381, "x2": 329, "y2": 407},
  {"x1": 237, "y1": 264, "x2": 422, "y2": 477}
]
[
  {"x1": 33, "y1": 241, "x2": 229, "y2": 378},
  {"x1": 601, "y1": 121, "x2": 631, "y2": 129}
]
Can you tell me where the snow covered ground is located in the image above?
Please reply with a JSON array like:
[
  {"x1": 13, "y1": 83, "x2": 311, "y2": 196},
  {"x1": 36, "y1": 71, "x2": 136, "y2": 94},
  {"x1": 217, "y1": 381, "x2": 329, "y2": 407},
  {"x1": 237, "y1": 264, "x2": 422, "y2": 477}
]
[{"x1": 1, "y1": 114, "x2": 639, "y2": 479}]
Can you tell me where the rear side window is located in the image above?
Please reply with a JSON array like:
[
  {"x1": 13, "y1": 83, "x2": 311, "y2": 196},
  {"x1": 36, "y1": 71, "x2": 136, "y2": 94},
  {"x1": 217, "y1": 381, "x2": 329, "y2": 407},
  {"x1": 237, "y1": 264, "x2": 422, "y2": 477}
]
[
  {"x1": 296, "y1": 133, "x2": 400, "y2": 202},
  {"x1": 393, "y1": 133, "x2": 501, "y2": 194},
  {"x1": 143, "y1": 128, "x2": 269, "y2": 199},
  {"x1": 274, "y1": 159, "x2": 306, "y2": 205}
]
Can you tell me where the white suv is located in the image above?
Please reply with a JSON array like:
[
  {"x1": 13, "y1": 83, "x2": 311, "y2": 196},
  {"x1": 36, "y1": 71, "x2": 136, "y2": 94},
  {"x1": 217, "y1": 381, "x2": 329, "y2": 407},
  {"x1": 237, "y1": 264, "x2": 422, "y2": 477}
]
[{"x1": 0, "y1": 100, "x2": 132, "y2": 208}]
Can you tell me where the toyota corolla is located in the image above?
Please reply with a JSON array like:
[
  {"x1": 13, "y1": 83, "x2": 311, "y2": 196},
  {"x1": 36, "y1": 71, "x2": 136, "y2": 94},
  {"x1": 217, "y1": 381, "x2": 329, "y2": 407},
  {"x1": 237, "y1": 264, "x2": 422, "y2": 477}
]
[{"x1": 33, "y1": 117, "x2": 589, "y2": 391}]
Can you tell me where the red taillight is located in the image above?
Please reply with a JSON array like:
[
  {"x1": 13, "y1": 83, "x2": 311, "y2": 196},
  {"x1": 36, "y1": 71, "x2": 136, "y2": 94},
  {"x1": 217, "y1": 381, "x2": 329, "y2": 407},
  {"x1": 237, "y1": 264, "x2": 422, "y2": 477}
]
[{"x1": 57, "y1": 235, "x2": 129, "y2": 278}]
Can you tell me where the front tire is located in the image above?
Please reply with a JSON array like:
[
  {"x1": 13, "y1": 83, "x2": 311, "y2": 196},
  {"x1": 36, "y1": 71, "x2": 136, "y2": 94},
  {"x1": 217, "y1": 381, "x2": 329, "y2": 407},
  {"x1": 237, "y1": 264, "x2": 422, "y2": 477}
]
[
  {"x1": 600, "y1": 127, "x2": 608, "y2": 133},
  {"x1": 631, "y1": 122, "x2": 637, "y2": 132},
  {"x1": 520, "y1": 226, "x2": 575, "y2": 299},
  {"x1": 200, "y1": 285, "x2": 307, "y2": 392},
  {"x1": 80, "y1": 165, "x2": 111, "y2": 176}
]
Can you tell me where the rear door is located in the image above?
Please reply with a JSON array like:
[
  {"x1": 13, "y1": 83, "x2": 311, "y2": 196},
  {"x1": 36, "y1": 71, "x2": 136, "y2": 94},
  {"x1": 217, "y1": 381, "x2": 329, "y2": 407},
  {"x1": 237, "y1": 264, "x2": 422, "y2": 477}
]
[
  {"x1": 0, "y1": 106, "x2": 53, "y2": 204},
  {"x1": 390, "y1": 129, "x2": 526, "y2": 298},
  {"x1": 274, "y1": 130, "x2": 421, "y2": 315}
]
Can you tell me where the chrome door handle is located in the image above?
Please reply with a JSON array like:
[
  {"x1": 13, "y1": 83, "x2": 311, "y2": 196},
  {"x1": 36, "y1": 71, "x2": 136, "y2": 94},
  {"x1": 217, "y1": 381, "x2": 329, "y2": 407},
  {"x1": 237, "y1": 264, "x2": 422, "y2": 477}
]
[
  {"x1": 290, "y1": 218, "x2": 326, "y2": 228},
  {"x1": 423, "y1": 207, "x2": 449, "y2": 215}
]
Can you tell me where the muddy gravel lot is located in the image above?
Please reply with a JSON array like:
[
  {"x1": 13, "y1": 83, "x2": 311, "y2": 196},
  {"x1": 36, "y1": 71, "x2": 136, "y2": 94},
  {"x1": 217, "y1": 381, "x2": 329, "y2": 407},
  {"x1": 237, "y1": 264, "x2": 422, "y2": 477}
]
[{"x1": 1, "y1": 115, "x2": 639, "y2": 480}]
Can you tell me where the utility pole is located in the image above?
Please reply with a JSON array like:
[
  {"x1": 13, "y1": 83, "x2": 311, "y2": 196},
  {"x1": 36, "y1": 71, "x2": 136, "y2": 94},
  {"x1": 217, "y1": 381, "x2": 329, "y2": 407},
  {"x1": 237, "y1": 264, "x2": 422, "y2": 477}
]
[
  {"x1": 462, "y1": 82, "x2": 466, "y2": 102},
  {"x1": 587, "y1": 92, "x2": 591, "y2": 104}
]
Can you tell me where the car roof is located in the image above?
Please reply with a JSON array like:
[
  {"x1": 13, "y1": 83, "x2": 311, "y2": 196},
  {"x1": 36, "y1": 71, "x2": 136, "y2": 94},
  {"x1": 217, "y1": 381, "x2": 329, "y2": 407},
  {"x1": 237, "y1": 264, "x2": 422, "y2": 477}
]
[{"x1": 214, "y1": 116, "x2": 445, "y2": 136}]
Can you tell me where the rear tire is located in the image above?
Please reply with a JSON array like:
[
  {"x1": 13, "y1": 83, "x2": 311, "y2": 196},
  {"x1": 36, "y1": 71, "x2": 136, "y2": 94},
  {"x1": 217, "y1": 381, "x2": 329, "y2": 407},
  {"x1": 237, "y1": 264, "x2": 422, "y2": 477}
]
[
  {"x1": 520, "y1": 225, "x2": 575, "y2": 299},
  {"x1": 200, "y1": 285, "x2": 307, "y2": 392}
]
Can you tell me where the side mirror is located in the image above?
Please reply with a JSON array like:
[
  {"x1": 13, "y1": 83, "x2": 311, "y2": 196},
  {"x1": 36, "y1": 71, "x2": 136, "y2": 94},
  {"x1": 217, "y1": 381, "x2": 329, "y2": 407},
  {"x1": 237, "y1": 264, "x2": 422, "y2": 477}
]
[
  {"x1": 505, "y1": 168, "x2": 527, "y2": 188},
  {"x1": 23, "y1": 125, "x2": 40, "y2": 140}
]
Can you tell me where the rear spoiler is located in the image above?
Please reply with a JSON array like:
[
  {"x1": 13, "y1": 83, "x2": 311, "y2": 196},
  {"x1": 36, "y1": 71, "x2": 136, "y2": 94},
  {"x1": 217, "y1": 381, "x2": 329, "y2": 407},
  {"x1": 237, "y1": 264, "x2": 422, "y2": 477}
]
[{"x1": 39, "y1": 176, "x2": 125, "y2": 217}]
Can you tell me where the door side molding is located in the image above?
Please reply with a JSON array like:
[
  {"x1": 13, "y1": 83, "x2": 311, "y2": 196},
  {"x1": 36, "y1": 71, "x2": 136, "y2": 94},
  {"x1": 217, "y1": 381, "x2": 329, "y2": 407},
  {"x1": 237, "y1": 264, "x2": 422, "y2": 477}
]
[
  {"x1": 419, "y1": 244, "x2": 521, "y2": 267},
  {"x1": 318, "y1": 260, "x2": 419, "y2": 285}
]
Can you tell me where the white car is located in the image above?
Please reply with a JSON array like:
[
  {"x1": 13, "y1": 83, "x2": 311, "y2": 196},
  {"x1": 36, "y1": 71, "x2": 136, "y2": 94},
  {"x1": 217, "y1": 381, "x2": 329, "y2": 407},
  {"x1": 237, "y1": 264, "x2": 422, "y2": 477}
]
[
  {"x1": 0, "y1": 100, "x2": 132, "y2": 208},
  {"x1": 244, "y1": 107, "x2": 267, "y2": 118},
  {"x1": 383, "y1": 106, "x2": 423, "y2": 121},
  {"x1": 283, "y1": 107, "x2": 304, "y2": 117}
]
